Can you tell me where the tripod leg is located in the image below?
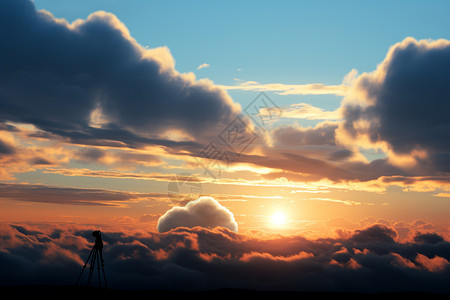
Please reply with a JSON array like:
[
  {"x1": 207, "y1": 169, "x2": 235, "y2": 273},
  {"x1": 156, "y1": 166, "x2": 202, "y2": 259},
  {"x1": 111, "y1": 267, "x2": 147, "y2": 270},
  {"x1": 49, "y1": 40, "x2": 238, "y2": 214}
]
[
  {"x1": 101, "y1": 260, "x2": 108, "y2": 288},
  {"x1": 101, "y1": 266, "x2": 108, "y2": 289},
  {"x1": 96, "y1": 249, "x2": 101, "y2": 288},
  {"x1": 98, "y1": 248, "x2": 108, "y2": 288},
  {"x1": 75, "y1": 246, "x2": 94, "y2": 286},
  {"x1": 87, "y1": 248, "x2": 97, "y2": 286}
]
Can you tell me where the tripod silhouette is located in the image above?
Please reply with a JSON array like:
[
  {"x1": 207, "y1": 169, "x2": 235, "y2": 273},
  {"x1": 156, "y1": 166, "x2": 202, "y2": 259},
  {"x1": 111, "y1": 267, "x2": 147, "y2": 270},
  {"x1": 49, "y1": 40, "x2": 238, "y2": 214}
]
[{"x1": 75, "y1": 230, "x2": 108, "y2": 288}]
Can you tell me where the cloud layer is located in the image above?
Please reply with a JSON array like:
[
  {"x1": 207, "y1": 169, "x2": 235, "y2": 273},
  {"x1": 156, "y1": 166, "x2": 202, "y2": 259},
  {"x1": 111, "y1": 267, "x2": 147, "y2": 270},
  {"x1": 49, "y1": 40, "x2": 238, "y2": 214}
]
[{"x1": 0, "y1": 223, "x2": 448, "y2": 292}]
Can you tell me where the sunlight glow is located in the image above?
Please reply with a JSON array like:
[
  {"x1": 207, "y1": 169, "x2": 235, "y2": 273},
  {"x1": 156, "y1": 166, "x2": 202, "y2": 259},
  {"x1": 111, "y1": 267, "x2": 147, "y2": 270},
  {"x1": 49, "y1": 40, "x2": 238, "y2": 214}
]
[{"x1": 270, "y1": 212, "x2": 287, "y2": 226}]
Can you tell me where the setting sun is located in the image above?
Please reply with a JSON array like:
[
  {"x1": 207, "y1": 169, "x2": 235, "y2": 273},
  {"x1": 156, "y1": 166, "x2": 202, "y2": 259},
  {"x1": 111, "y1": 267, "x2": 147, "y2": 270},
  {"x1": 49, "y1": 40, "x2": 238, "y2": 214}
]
[{"x1": 271, "y1": 212, "x2": 287, "y2": 226}]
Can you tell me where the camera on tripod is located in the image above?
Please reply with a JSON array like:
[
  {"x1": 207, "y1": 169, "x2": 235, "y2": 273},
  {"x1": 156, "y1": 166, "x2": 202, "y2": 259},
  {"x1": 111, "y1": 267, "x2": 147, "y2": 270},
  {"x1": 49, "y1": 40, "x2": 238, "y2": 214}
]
[{"x1": 75, "y1": 230, "x2": 108, "y2": 288}]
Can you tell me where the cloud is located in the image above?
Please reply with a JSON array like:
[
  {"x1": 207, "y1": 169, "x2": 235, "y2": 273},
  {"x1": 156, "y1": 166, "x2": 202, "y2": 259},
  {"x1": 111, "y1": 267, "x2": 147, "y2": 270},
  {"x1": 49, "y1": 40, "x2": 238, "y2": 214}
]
[
  {"x1": 414, "y1": 232, "x2": 445, "y2": 244},
  {"x1": 157, "y1": 196, "x2": 238, "y2": 232},
  {"x1": 0, "y1": 139, "x2": 15, "y2": 155},
  {"x1": 0, "y1": 222, "x2": 449, "y2": 292},
  {"x1": 42, "y1": 168, "x2": 206, "y2": 183},
  {"x1": 238, "y1": 37, "x2": 450, "y2": 188},
  {"x1": 0, "y1": 0, "x2": 242, "y2": 150},
  {"x1": 196, "y1": 63, "x2": 210, "y2": 70},
  {"x1": 0, "y1": 182, "x2": 167, "y2": 206},
  {"x1": 74, "y1": 147, "x2": 107, "y2": 162},
  {"x1": 272, "y1": 122, "x2": 338, "y2": 147},
  {"x1": 415, "y1": 253, "x2": 449, "y2": 272},
  {"x1": 209, "y1": 37, "x2": 450, "y2": 190},
  {"x1": 434, "y1": 192, "x2": 450, "y2": 198},
  {"x1": 275, "y1": 103, "x2": 341, "y2": 120},
  {"x1": 337, "y1": 37, "x2": 450, "y2": 171},
  {"x1": 303, "y1": 197, "x2": 362, "y2": 206},
  {"x1": 351, "y1": 224, "x2": 398, "y2": 244},
  {"x1": 219, "y1": 81, "x2": 347, "y2": 95},
  {"x1": 220, "y1": 69, "x2": 358, "y2": 96}
]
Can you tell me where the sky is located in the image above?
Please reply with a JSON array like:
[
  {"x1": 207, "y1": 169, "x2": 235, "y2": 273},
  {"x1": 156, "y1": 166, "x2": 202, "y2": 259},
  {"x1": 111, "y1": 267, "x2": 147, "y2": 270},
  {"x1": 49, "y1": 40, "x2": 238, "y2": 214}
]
[{"x1": 0, "y1": 0, "x2": 449, "y2": 292}]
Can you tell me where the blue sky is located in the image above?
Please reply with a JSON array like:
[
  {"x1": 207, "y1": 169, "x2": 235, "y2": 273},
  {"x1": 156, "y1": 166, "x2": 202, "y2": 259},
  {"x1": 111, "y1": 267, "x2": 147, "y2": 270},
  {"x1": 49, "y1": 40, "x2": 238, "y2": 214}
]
[{"x1": 34, "y1": 0, "x2": 450, "y2": 83}]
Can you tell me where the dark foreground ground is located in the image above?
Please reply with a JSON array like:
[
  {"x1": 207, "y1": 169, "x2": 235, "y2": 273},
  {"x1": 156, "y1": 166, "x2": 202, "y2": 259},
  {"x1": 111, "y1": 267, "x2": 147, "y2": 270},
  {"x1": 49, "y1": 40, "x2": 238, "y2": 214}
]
[{"x1": 2, "y1": 286, "x2": 449, "y2": 300}]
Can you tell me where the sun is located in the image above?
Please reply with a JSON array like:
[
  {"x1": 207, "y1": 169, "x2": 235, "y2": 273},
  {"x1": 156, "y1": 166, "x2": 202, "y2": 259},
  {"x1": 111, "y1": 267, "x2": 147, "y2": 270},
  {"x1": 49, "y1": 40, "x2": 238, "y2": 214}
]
[{"x1": 270, "y1": 212, "x2": 287, "y2": 226}]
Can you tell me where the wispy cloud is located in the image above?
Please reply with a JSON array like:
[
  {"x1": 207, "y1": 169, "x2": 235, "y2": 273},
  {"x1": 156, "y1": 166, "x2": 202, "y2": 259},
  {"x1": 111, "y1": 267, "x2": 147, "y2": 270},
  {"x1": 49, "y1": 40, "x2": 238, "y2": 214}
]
[
  {"x1": 304, "y1": 197, "x2": 363, "y2": 206},
  {"x1": 219, "y1": 81, "x2": 347, "y2": 95},
  {"x1": 197, "y1": 63, "x2": 210, "y2": 70},
  {"x1": 0, "y1": 182, "x2": 167, "y2": 206},
  {"x1": 433, "y1": 193, "x2": 450, "y2": 198},
  {"x1": 264, "y1": 103, "x2": 341, "y2": 120}
]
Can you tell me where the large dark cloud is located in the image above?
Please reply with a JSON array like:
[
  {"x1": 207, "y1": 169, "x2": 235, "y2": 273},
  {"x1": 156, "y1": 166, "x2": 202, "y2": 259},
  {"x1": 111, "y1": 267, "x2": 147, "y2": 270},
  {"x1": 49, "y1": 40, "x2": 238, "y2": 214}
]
[
  {"x1": 0, "y1": 223, "x2": 448, "y2": 292},
  {"x1": 338, "y1": 37, "x2": 450, "y2": 172},
  {"x1": 0, "y1": 0, "x2": 242, "y2": 149}
]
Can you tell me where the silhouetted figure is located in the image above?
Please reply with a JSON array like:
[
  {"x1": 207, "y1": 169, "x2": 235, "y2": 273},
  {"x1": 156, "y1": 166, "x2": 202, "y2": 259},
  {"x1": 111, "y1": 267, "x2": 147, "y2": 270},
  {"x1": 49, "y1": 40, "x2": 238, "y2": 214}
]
[{"x1": 75, "y1": 230, "x2": 108, "y2": 288}]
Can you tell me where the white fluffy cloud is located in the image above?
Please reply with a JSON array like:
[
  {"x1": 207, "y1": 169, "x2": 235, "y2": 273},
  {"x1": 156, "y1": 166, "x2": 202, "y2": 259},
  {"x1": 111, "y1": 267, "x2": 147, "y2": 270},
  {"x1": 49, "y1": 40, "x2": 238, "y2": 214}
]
[{"x1": 157, "y1": 196, "x2": 238, "y2": 233}]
